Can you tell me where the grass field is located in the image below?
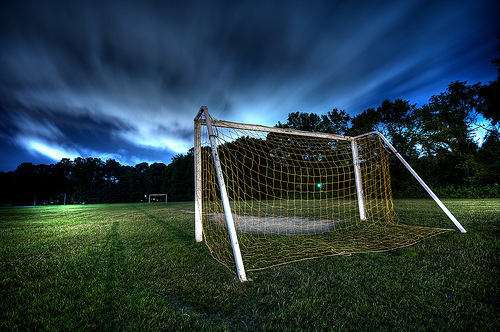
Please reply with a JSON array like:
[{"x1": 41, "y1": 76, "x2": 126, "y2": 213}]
[{"x1": 1, "y1": 200, "x2": 499, "y2": 331}]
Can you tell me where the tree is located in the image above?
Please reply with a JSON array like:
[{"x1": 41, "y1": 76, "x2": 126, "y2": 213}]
[
  {"x1": 145, "y1": 162, "x2": 167, "y2": 194},
  {"x1": 376, "y1": 99, "x2": 420, "y2": 159},
  {"x1": 478, "y1": 81, "x2": 500, "y2": 127},
  {"x1": 277, "y1": 109, "x2": 351, "y2": 135},
  {"x1": 347, "y1": 108, "x2": 381, "y2": 136},
  {"x1": 14, "y1": 163, "x2": 50, "y2": 205},
  {"x1": 117, "y1": 166, "x2": 141, "y2": 202},
  {"x1": 477, "y1": 130, "x2": 500, "y2": 185},
  {"x1": 478, "y1": 42, "x2": 500, "y2": 129},
  {"x1": 320, "y1": 108, "x2": 351, "y2": 135},
  {"x1": 414, "y1": 82, "x2": 484, "y2": 187},
  {"x1": 72, "y1": 157, "x2": 105, "y2": 203},
  {"x1": 417, "y1": 81, "x2": 481, "y2": 156},
  {"x1": 51, "y1": 158, "x2": 75, "y2": 203},
  {"x1": 164, "y1": 149, "x2": 194, "y2": 201},
  {"x1": 0, "y1": 171, "x2": 15, "y2": 205},
  {"x1": 276, "y1": 111, "x2": 323, "y2": 132},
  {"x1": 101, "y1": 159, "x2": 122, "y2": 202}
]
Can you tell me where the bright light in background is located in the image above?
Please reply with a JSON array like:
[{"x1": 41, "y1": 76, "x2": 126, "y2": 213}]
[
  {"x1": 22, "y1": 137, "x2": 171, "y2": 167},
  {"x1": 27, "y1": 140, "x2": 79, "y2": 161},
  {"x1": 115, "y1": 128, "x2": 192, "y2": 154}
]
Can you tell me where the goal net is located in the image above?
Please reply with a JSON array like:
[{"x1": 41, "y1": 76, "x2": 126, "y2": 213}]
[{"x1": 194, "y1": 107, "x2": 463, "y2": 280}]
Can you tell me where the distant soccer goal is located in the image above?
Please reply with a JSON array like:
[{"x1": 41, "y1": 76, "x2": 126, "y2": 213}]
[
  {"x1": 194, "y1": 106, "x2": 466, "y2": 282},
  {"x1": 149, "y1": 194, "x2": 167, "y2": 203}
]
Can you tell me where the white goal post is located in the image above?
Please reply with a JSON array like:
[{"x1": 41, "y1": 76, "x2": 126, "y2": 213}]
[
  {"x1": 194, "y1": 106, "x2": 466, "y2": 282},
  {"x1": 354, "y1": 131, "x2": 466, "y2": 234},
  {"x1": 149, "y1": 194, "x2": 167, "y2": 203}
]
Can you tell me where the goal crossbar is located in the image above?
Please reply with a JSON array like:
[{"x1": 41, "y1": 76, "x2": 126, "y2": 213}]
[
  {"x1": 196, "y1": 118, "x2": 352, "y2": 142},
  {"x1": 194, "y1": 106, "x2": 466, "y2": 282}
]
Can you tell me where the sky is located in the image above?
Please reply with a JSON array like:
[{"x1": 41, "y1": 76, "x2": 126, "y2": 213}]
[{"x1": 0, "y1": 0, "x2": 498, "y2": 172}]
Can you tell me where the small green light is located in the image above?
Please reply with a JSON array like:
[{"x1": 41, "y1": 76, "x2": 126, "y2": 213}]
[{"x1": 317, "y1": 183, "x2": 322, "y2": 188}]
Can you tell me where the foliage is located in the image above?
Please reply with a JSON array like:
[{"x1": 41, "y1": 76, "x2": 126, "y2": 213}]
[
  {"x1": 418, "y1": 81, "x2": 481, "y2": 156},
  {"x1": 0, "y1": 201, "x2": 498, "y2": 330},
  {"x1": 0, "y1": 152, "x2": 195, "y2": 206},
  {"x1": 477, "y1": 41, "x2": 500, "y2": 127},
  {"x1": 276, "y1": 78, "x2": 500, "y2": 198},
  {"x1": 276, "y1": 108, "x2": 351, "y2": 135}
]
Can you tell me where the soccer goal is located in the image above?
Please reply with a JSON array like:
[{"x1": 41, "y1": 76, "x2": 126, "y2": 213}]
[
  {"x1": 149, "y1": 194, "x2": 167, "y2": 203},
  {"x1": 194, "y1": 106, "x2": 466, "y2": 282}
]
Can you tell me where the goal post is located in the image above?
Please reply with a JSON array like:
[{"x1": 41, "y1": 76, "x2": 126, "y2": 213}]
[
  {"x1": 194, "y1": 106, "x2": 466, "y2": 281},
  {"x1": 149, "y1": 194, "x2": 167, "y2": 203},
  {"x1": 194, "y1": 117, "x2": 203, "y2": 243},
  {"x1": 355, "y1": 131, "x2": 467, "y2": 234},
  {"x1": 195, "y1": 106, "x2": 247, "y2": 281},
  {"x1": 351, "y1": 140, "x2": 367, "y2": 221}
]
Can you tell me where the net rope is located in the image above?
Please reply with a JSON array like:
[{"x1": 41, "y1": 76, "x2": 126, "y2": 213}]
[{"x1": 199, "y1": 117, "x2": 450, "y2": 272}]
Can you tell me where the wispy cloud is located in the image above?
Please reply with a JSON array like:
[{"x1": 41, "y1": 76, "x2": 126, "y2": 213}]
[{"x1": 0, "y1": 0, "x2": 498, "y2": 171}]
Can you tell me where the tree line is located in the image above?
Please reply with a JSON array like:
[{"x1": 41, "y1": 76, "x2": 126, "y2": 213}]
[{"x1": 0, "y1": 151, "x2": 194, "y2": 206}]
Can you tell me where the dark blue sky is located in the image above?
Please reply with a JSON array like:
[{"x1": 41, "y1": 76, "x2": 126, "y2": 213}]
[{"x1": 1, "y1": 0, "x2": 498, "y2": 172}]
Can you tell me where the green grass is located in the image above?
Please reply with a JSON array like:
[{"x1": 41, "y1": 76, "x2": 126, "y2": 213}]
[{"x1": 1, "y1": 200, "x2": 498, "y2": 331}]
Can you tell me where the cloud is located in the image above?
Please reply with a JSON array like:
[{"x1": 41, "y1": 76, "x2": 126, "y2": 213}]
[
  {"x1": 113, "y1": 122, "x2": 193, "y2": 154},
  {"x1": 0, "y1": 0, "x2": 498, "y2": 172},
  {"x1": 24, "y1": 139, "x2": 80, "y2": 161}
]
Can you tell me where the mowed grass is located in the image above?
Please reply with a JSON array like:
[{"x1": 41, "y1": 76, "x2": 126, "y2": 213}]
[{"x1": 0, "y1": 200, "x2": 498, "y2": 331}]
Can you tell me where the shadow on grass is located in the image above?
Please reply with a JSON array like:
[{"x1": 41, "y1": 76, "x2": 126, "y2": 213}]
[
  {"x1": 102, "y1": 222, "x2": 126, "y2": 324},
  {"x1": 130, "y1": 205, "x2": 199, "y2": 249}
]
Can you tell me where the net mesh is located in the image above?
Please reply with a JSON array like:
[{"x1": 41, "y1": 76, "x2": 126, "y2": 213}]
[{"x1": 198, "y1": 118, "x2": 450, "y2": 272}]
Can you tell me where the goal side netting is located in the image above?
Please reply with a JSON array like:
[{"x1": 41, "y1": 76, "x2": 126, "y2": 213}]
[{"x1": 194, "y1": 107, "x2": 464, "y2": 279}]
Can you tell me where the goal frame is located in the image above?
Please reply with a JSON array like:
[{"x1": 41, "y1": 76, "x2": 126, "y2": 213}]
[
  {"x1": 194, "y1": 106, "x2": 466, "y2": 282},
  {"x1": 149, "y1": 194, "x2": 167, "y2": 203}
]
